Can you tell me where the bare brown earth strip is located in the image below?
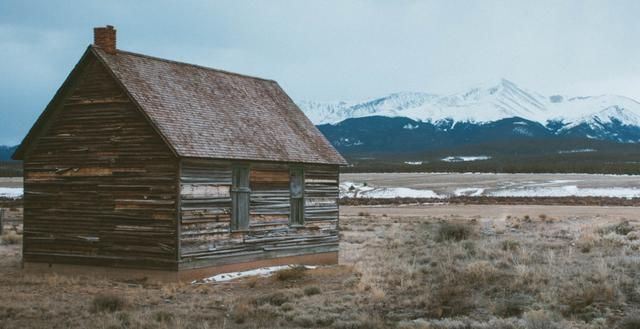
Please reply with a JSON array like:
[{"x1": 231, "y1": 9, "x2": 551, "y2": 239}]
[{"x1": 0, "y1": 198, "x2": 22, "y2": 207}]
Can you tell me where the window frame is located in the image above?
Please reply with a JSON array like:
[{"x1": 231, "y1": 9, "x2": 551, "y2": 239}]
[
  {"x1": 230, "y1": 164, "x2": 251, "y2": 231},
  {"x1": 289, "y1": 166, "x2": 305, "y2": 226}
]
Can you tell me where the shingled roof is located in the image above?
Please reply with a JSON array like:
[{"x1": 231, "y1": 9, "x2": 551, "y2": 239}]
[
  {"x1": 14, "y1": 45, "x2": 346, "y2": 165},
  {"x1": 93, "y1": 47, "x2": 346, "y2": 165}
]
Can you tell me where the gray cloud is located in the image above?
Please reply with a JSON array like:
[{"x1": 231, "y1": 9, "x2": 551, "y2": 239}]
[{"x1": 2, "y1": 0, "x2": 640, "y2": 144}]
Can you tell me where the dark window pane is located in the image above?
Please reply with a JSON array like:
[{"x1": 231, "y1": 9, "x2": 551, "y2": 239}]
[
  {"x1": 231, "y1": 165, "x2": 250, "y2": 230},
  {"x1": 289, "y1": 167, "x2": 304, "y2": 225}
]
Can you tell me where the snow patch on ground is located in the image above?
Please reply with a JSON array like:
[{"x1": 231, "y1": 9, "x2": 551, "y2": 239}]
[
  {"x1": 340, "y1": 182, "x2": 443, "y2": 199},
  {"x1": 342, "y1": 179, "x2": 640, "y2": 199},
  {"x1": 490, "y1": 186, "x2": 640, "y2": 199},
  {"x1": 404, "y1": 161, "x2": 423, "y2": 165},
  {"x1": 548, "y1": 180, "x2": 579, "y2": 184},
  {"x1": 557, "y1": 148, "x2": 596, "y2": 154},
  {"x1": 441, "y1": 156, "x2": 492, "y2": 162},
  {"x1": 364, "y1": 187, "x2": 443, "y2": 198},
  {"x1": 195, "y1": 265, "x2": 317, "y2": 284},
  {"x1": 0, "y1": 188, "x2": 23, "y2": 199}
]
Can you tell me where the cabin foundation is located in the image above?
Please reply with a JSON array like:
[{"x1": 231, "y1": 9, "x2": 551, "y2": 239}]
[{"x1": 23, "y1": 251, "x2": 338, "y2": 282}]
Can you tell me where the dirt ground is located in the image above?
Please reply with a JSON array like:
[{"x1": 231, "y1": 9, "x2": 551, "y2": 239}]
[
  {"x1": 1, "y1": 204, "x2": 640, "y2": 328},
  {"x1": 340, "y1": 204, "x2": 640, "y2": 218}
]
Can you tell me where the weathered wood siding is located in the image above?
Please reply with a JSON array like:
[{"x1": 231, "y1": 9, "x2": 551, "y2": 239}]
[
  {"x1": 250, "y1": 163, "x2": 291, "y2": 228},
  {"x1": 179, "y1": 160, "x2": 339, "y2": 269},
  {"x1": 22, "y1": 55, "x2": 178, "y2": 269},
  {"x1": 304, "y1": 165, "x2": 340, "y2": 221},
  {"x1": 179, "y1": 159, "x2": 232, "y2": 257}
]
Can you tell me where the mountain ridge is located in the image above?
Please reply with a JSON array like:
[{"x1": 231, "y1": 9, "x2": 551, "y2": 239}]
[
  {"x1": 297, "y1": 79, "x2": 640, "y2": 132},
  {"x1": 306, "y1": 80, "x2": 640, "y2": 173}
]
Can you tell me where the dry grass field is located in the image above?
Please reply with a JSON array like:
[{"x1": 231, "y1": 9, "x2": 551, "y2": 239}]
[{"x1": 1, "y1": 204, "x2": 640, "y2": 329}]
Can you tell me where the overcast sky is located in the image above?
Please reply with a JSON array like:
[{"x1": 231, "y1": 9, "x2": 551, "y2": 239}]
[{"x1": 2, "y1": 0, "x2": 640, "y2": 144}]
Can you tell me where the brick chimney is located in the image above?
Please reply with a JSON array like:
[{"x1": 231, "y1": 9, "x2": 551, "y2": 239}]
[{"x1": 93, "y1": 25, "x2": 116, "y2": 54}]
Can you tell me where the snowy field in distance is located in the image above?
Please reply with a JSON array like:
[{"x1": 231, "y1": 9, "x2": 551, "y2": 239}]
[
  {"x1": 0, "y1": 188, "x2": 23, "y2": 199},
  {"x1": 557, "y1": 148, "x2": 596, "y2": 154},
  {"x1": 441, "y1": 155, "x2": 491, "y2": 162},
  {"x1": 341, "y1": 172, "x2": 640, "y2": 199},
  {"x1": 341, "y1": 182, "x2": 443, "y2": 198}
]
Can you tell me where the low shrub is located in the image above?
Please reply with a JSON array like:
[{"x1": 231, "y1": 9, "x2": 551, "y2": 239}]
[
  {"x1": 333, "y1": 316, "x2": 386, "y2": 329},
  {"x1": 614, "y1": 221, "x2": 635, "y2": 235},
  {"x1": 90, "y1": 294, "x2": 126, "y2": 313},
  {"x1": 599, "y1": 221, "x2": 635, "y2": 236},
  {"x1": 524, "y1": 310, "x2": 560, "y2": 329},
  {"x1": 293, "y1": 315, "x2": 315, "y2": 327},
  {"x1": 463, "y1": 261, "x2": 498, "y2": 284},
  {"x1": 304, "y1": 286, "x2": 321, "y2": 296},
  {"x1": 275, "y1": 266, "x2": 307, "y2": 281},
  {"x1": 343, "y1": 276, "x2": 359, "y2": 288},
  {"x1": 153, "y1": 310, "x2": 174, "y2": 323},
  {"x1": 462, "y1": 241, "x2": 476, "y2": 256},
  {"x1": 255, "y1": 292, "x2": 290, "y2": 306},
  {"x1": 495, "y1": 294, "x2": 533, "y2": 317},
  {"x1": 558, "y1": 280, "x2": 616, "y2": 318},
  {"x1": 429, "y1": 281, "x2": 475, "y2": 317},
  {"x1": 1, "y1": 231, "x2": 21, "y2": 245},
  {"x1": 580, "y1": 244, "x2": 592, "y2": 253},
  {"x1": 436, "y1": 222, "x2": 472, "y2": 242},
  {"x1": 280, "y1": 302, "x2": 294, "y2": 312},
  {"x1": 501, "y1": 240, "x2": 520, "y2": 251},
  {"x1": 231, "y1": 301, "x2": 254, "y2": 324},
  {"x1": 618, "y1": 313, "x2": 640, "y2": 329},
  {"x1": 333, "y1": 317, "x2": 386, "y2": 329}
]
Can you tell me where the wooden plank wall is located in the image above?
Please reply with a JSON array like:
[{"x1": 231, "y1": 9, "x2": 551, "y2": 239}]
[
  {"x1": 22, "y1": 56, "x2": 178, "y2": 269},
  {"x1": 179, "y1": 160, "x2": 339, "y2": 268},
  {"x1": 304, "y1": 165, "x2": 340, "y2": 222},
  {"x1": 250, "y1": 163, "x2": 290, "y2": 227},
  {"x1": 180, "y1": 159, "x2": 232, "y2": 256}
]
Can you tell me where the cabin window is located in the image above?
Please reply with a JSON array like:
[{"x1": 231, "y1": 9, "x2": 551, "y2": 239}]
[
  {"x1": 231, "y1": 165, "x2": 250, "y2": 230},
  {"x1": 289, "y1": 167, "x2": 304, "y2": 226}
]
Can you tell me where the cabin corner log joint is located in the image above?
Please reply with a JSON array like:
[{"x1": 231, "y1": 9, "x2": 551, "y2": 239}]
[{"x1": 13, "y1": 26, "x2": 346, "y2": 274}]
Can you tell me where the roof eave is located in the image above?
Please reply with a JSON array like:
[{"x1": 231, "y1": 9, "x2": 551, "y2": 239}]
[
  {"x1": 180, "y1": 155, "x2": 347, "y2": 166},
  {"x1": 269, "y1": 81, "x2": 349, "y2": 166}
]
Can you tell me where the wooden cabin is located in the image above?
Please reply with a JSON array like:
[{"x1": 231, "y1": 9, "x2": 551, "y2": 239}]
[{"x1": 13, "y1": 26, "x2": 346, "y2": 279}]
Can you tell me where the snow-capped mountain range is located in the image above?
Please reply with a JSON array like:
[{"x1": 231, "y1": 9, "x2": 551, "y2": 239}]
[{"x1": 298, "y1": 79, "x2": 640, "y2": 130}]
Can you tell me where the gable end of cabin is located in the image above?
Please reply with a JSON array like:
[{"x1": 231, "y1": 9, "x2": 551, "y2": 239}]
[{"x1": 21, "y1": 50, "x2": 180, "y2": 270}]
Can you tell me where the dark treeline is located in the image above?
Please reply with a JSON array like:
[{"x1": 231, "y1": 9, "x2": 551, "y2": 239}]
[
  {"x1": 342, "y1": 158, "x2": 640, "y2": 175},
  {"x1": 0, "y1": 145, "x2": 17, "y2": 161},
  {"x1": 0, "y1": 161, "x2": 23, "y2": 177},
  {"x1": 2, "y1": 140, "x2": 640, "y2": 176},
  {"x1": 340, "y1": 138, "x2": 640, "y2": 175}
]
